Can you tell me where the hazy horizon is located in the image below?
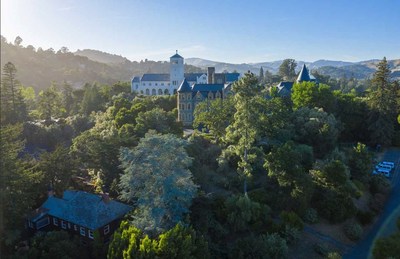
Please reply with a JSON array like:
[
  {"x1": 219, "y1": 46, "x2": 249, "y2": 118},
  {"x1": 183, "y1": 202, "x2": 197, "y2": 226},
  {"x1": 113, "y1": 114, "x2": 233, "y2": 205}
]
[{"x1": 2, "y1": 0, "x2": 400, "y2": 63}]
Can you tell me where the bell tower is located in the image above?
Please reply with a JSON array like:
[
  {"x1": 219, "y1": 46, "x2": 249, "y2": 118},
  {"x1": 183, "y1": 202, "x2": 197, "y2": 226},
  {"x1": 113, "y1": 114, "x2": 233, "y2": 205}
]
[{"x1": 170, "y1": 50, "x2": 184, "y2": 94}]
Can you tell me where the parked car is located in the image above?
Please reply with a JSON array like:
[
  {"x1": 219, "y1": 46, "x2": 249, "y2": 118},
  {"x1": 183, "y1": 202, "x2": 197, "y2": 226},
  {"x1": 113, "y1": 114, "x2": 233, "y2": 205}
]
[
  {"x1": 376, "y1": 164, "x2": 393, "y2": 172},
  {"x1": 372, "y1": 168, "x2": 391, "y2": 178},
  {"x1": 381, "y1": 161, "x2": 395, "y2": 169}
]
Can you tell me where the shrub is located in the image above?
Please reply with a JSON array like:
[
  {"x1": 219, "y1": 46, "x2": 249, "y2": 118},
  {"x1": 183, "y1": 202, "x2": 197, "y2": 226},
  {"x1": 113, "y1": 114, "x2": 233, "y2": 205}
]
[
  {"x1": 229, "y1": 234, "x2": 288, "y2": 259},
  {"x1": 343, "y1": 221, "x2": 363, "y2": 241},
  {"x1": 369, "y1": 175, "x2": 390, "y2": 195},
  {"x1": 304, "y1": 208, "x2": 319, "y2": 224},
  {"x1": 372, "y1": 232, "x2": 400, "y2": 259},
  {"x1": 326, "y1": 251, "x2": 342, "y2": 259},
  {"x1": 281, "y1": 225, "x2": 301, "y2": 245},
  {"x1": 280, "y1": 211, "x2": 304, "y2": 230},
  {"x1": 356, "y1": 210, "x2": 374, "y2": 225},
  {"x1": 313, "y1": 242, "x2": 330, "y2": 256},
  {"x1": 369, "y1": 193, "x2": 387, "y2": 213}
]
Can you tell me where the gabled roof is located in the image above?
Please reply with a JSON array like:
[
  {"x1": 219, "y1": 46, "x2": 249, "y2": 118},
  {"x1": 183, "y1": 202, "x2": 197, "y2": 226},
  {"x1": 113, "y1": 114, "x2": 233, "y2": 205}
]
[
  {"x1": 276, "y1": 81, "x2": 294, "y2": 96},
  {"x1": 141, "y1": 73, "x2": 170, "y2": 82},
  {"x1": 297, "y1": 64, "x2": 311, "y2": 82},
  {"x1": 192, "y1": 84, "x2": 225, "y2": 92},
  {"x1": 36, "y1": 190, "x2": 132, "y2": 230},
  {"x1": 177, "y1": 78, "x2": 192, "y2": 92},
  {"x1": 132, "y1": 76, "x2": 140, "y2": 83},
  {"x1": 184, "y1": 73, "x2": 206, "y2": 82}
]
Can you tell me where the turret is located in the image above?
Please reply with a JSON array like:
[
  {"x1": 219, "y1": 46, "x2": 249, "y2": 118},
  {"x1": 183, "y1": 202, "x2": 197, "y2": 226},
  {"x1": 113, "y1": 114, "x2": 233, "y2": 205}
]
[{"x1": 170, "y1": 50, "x2": 184, "y2": 93}]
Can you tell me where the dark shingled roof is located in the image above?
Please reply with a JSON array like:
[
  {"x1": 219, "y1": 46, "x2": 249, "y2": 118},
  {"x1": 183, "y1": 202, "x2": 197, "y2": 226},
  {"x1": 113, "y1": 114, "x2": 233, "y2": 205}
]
[
  {"x1": 297, "y1": 64, "x2": 311, "y2": 82},
  {"x1": 276, "y1": 81, "x2": 294, "y2": 96},
  {"x1": 177, "y1": 78, "x2": 192, "y2": 92},
  {"x1": 225, "y1": 73, "x2": 240, "y2": 82},
  {"x1": 170, "y1": 53, "x2": 183, "y2": 59},
  {"x1": 35, "y1": 191, "x2": 132, "y2": 230},
  {"x1": 132, "y1": 76, "x2": 140, "y2": 83},
  {"x1": 184, "y1": 73, "x2": 206, "y2": 82},
  {"x1": 192, "y1": 84, "x2": 225, "y2": 92},
  {"x1": 141, "y1": 73, "x2": 170, "y2": 81}
]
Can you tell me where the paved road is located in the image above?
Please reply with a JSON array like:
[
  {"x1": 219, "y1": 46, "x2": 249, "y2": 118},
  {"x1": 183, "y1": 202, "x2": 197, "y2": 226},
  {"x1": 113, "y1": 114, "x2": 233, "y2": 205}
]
[{"x1": 344, "y1": 148, "x2": 400, "y2": 259}]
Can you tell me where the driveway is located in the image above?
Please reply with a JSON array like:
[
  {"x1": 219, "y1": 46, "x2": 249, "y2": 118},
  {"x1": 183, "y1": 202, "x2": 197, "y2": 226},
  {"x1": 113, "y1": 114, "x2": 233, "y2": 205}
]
[{"x1": 344, "y1": 148, "x2": 400, "y2": 259}]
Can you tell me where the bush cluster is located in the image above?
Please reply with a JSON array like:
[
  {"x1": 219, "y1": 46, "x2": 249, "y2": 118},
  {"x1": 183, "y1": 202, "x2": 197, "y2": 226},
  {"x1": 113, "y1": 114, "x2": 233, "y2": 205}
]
[{"x1": 343, "y1": 221, "x2": 363, "y2": 241}]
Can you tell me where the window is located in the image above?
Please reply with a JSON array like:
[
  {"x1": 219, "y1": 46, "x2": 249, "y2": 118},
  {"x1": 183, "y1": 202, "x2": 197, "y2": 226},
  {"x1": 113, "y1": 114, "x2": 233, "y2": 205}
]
[
  {"x1": 155, "y1": 83, "x2": 158, "y2": 86},
  {"x1": 61, "y1": 220, "x2": 67, "y2": 229},
  {"x1": 36, "y1": 217, "x2": 50, "y2": 229},
  {"x1": 187, "y1": 103, "x2": 191, "y2": 110},
  {"x1": 151, "y1": 89, "x2": 156, "y2": 95},
  {"x1": 88, "y1": 230, "x2": 94, "y2": 239},
  {"x1": 145, "y1": 89, "x2": 150, "y2": 95},
  {"x1": 143, "y1": 83, "x2": 146, "y2": 86},
  {"x1": 158, "y1": 89, "x2": 163, "y2": 95},
  {"x1": 74, "y1": 225, "x2": 78, "y2": 231},
  {"x1": 28, "y1": 221, "x2": 33, "y2": 228},
  {"x1": 80, "y1": 227, "x2": 86, "y2": 236},
  {"x1": 68, "y1": 222, "x2": 71, "y2": 229},
  {"x1": 104, "y1": 225, "x2": 110, "y2": 235},
  {"x1": 149, "y1": 83, "x2": 152, "y2": 86},
  {"x1": 164, "y1": 89, "x2": 169, "y2": 95},
  {"x1": 53, "y1": 218, "x2": 58, "y2": 226}
]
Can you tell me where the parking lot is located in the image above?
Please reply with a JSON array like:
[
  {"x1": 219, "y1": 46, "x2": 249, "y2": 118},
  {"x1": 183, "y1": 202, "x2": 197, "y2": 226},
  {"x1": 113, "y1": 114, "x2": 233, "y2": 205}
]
[{"x1": 378, "y1": 148, "x2": 400, "y2": 187}]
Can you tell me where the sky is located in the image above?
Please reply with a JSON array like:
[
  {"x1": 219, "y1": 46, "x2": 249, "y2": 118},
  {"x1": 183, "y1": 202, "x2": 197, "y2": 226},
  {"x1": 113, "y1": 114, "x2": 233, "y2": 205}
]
[{"x1": 1, "y1": 0, "x2": 400, "y2": 63}]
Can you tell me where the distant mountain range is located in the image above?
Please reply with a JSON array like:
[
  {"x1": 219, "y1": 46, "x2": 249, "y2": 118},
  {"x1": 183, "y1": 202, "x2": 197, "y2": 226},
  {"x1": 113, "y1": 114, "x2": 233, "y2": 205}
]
[
  {"x1": 1, "y1": 36, "x2": 398, "y2": 93},
  {"x1": 185, "y1": 58, "x2": 400, "y2": 80}
]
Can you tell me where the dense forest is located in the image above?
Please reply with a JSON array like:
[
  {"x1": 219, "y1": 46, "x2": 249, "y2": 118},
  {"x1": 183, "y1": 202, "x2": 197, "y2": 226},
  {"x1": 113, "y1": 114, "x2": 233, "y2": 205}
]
[{"x1": 1, "y1": 34, "x2": 400, "y2": 259}]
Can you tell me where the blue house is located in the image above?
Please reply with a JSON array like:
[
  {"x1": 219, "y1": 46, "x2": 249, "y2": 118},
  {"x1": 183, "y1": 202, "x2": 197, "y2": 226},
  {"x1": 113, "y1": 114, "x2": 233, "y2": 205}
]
[{"x1": 27, "y1": 190, "x2": 132, "y2": 242}]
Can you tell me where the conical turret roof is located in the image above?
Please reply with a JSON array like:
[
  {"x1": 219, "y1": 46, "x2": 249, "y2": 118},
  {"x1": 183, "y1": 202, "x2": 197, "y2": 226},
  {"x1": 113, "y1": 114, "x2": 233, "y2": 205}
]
[
  {"x1": 297, "y1": 64, "x2": 311, "y2": 82},
  {"x1": 177, "y1": 78, "x2": 191, "y2": 92}
]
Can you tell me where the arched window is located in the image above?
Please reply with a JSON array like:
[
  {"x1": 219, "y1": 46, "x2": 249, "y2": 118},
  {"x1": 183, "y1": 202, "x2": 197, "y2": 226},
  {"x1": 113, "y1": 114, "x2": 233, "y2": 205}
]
[
  {"x1": 145, "y1": 89, "x2": 150, "y2": 95},
  {"x1": 181, "y1": 104, "x2": 185, "y2": 110},
  {"x1": 216, "y1": 91, "x2": 221, "y2": 98},
  {"x1": 187, "y1": 93, "x2": 191, "y2": 99},
  {"x1": 152, "y1": 89, "x2": 156, "y2": 95},
  {"x1": 164, "y1": 89, "x2": 169, "y2": 95},
  {"x1": 158, "y1": 89, "x2": 163, "y2": 95},
  {"x1": 208, "y1": 92, "x2": 213, "y2": 99},
  {"x1": 140, "y1": 90, "x2": 144, "y2": 94},
  {"x1": 187, "y1": 103, "x2": 191, "y2": 110}
]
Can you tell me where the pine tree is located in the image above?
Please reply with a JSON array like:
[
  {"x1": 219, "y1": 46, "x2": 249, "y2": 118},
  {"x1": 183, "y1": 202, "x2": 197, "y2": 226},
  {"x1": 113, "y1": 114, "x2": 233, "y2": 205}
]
[
  {"x1": 0, "y1": 62, "x2": 27, "y2": 124},
  {"x1": 259, "y1": 66, "x2": 264, "y2": 83},
  {"x1": 367, "y1": 57, "x2": 396, "y2": 146}
]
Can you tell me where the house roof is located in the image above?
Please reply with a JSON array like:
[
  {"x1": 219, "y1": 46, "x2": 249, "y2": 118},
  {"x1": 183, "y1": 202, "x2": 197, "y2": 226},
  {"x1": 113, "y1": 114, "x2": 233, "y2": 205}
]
[
  {"x1": 141, "y1": 73, "x2": 170, "y2": 82},
  {"x1": 297, "y1": 64, "x2": 311, "y2": 82},
  {"x1": 277, "y1": 81, "x2": 294, "y2": 96},
  {"x1": 37, "y1": 190, "x2": 132, "y2": 230},
  {"x1": 192, "y1": 84, "x2": 225, "y2": 92},
  {"x1": 170, "y1": 51, "x2": 183, "y2": 59},
  {"x1": 177, "y1": 78, "x2": 192, "y2": 92},
  {"x1": 132, "y1": 76, "x2": 140, "y2": 83},
  {"x1": 184, "y1": 73, "x2": 206, "y2": 82},
  {"x1": 225, "y1": 73, "x2": 240, "y2": 82}
]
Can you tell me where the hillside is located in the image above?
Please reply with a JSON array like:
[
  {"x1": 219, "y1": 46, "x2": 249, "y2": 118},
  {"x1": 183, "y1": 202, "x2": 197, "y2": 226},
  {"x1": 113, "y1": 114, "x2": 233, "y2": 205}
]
[
  {"x1": 186, "y1": 58, "x2": 400, "y2": 80},
  {"x1": 0, "y1": 38, "x2": 203, "y2": 92}
]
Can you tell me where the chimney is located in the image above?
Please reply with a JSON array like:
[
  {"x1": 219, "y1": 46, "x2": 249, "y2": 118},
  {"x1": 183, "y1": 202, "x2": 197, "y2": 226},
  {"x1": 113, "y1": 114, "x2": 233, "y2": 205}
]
[
  {"x1": 47, "y1": 184, "x2": 54, "y2": 197},
  {"x1": 101, "y1": 193, "x2": 110, "y2": 204},
  {"x1": 207, "y1": 67, "x2": 215, "y2": 84}
]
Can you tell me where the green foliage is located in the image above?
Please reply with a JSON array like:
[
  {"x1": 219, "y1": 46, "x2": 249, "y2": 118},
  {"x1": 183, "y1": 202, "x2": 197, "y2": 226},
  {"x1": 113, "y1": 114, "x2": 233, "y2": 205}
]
[
  {"x1": 313, "y1": 189, "x2": 356, "y2": 223},
  {"x1": 313, "y1": 242, "x2": 330, "y2": 257},
  {"x1": 311, "y1": 160, "x2": 349, "y2": 190},
  {"x1": 291, "y1": 82, "x2": 336, "y2": 113},
  {"x1": 367, "y1": 57, "x2": 397, "y2": 146},
  {"x1": 80, "y1": 83, "x2": 105, "y2": 115},
  {"x1": 26, "y1": 231, "x2": 86, "y2": 259},
  {"x1": 292, "y1": 107, "x2": 339, "y2": 156},
  {"x1": 119, "y1": 133, "x2": 197, "y2": 234},
  {"x1": 280, "y1": 211, "x2": 304, "y2": 230},
  {"x1": 369, "y1": 175, "x2": 391, "y2": 195},
  {"x1": 372, "y1": 232, "x2": 400, "y2": 258},
  {"x1": 279, "y1": 59, "x2": 297, "y2": 81},
  {"x1": 193, "y1": 96, "x2": 235, "y2": 142},
  {"x1": 356, "y1": 210, "x2": 374, "y2": 225},
  {"x1": 304, "y1": 208, "x2": 319, "y2": 224},
  {"x1": 37, "y1": 83, "x2": 63, "y2": 120},
  {"x1": 108, "y1": 221, "x2": 209, "y2": 259},
  {"x1": 0, "y1": 124, "x2": 43, "y2": 248},
  {"x1": 0, "y1": 61, "x2": 28, "y2": 124},
  {"x1": 134, "y1": 108, "x2": 182, "y2": 137},
  {"x1": 343, "y1": 221, "x2": 363, "y2": 241},
  {"x1": 225, "y1": 195, "x2": 270, "y2": 232},
  {"x1": 348, "y1": 142, "x2": 373, "y2": 182}
]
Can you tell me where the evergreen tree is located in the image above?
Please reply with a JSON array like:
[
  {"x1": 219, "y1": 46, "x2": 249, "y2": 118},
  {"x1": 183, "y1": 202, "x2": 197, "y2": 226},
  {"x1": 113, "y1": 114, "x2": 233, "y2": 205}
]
[
  {"x1": 119, "y1": 133, "x2": 198, "y2": 234},
  {"x1": 0, "y1": 62, "x2": 27, "y2": 124},
  {"x1": 37, "y1": 83, "x2": 62, "y2": 120},
  {"x1": 367, "y1": 57, "x2": 396, "y2": 146},
  {"x1": 259, "y1": 66, "x2": 264, "y2": 83},
  {"x1": 279, "y1": 59, "x2": 297, "y2": 81},
  {"x1": 81, "y1": 83, "x2": 104, "y2": 115}
]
